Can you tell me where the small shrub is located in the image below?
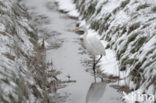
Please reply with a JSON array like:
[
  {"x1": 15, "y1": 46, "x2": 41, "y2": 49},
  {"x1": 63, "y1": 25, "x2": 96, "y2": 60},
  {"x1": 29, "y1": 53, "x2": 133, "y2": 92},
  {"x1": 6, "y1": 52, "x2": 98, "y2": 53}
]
[
  {"x1": 96, "y1": 6, "x2": 102, "y2": 14},
  {"x1": 148, "y1": 17, "x2": 156, "y2": 22},
  {"x1": 1, "y1": 78, "x2": 10, "y2": 85},
  {"x1": 136, "y1": 4, "x2": 150, "y2": 11},
  {"x1": 121, "y1": 26, "x2": 127, "y2": 35},
  {"x1": 120, "y1": 65, "x2": 126, "y2": 71},
  {"x1": 29, "y1": 38, "x2": 37, "y2": 47},
  {"x1": 105, "y1": 44, "x2": 110, "y2": 49},
  {"x1": 119, "y1": 39, "x2": 124, "y2": 45},
  {"x1": 113, "y1": 7, "x2": 120, "y2": 14},
  {"x1": 121, "y1": 58, "x2": 136, "y2": 65},
  {"x1": 117, "y1": 43, "x2": 128, "y2": 60},
  {"x1": 151, "y1": 6, "x2": 156, "y2": 12},
  {"x1": 144, "y1": 61, "x2": 153, "y2": 69},
  {"x1": 104, "y1": 14, "x2": 111, "y2": 23},
  {"x1": 3, "y1": 53, "x2": 15, "y2": 61},
  {"x1": 127, "y1": 32, "x2": 139, "y2": 43},
  {"x1": 120, "y1": 0, "x2": 130, "y2": 8},
  {"x1": 24, "y1": 27, "x2": 38, "y2": 40},
  {"x1": 128, "y1": 22, "x2": 141, "y2": 34},
  {"x1": 121, "y1": 56, "x2": 128, "y2": 65},
  {"x1": 131, "y1": 37, "x2": 147, "y2": 53},
  {"x1": 141, "y1": 23, "x2": 150, "y2": 29},
  {"x1": 98, "y1": 23, "x2": 105, "y2": 34},
  {"x1": 90, "y1": 20, "x2": 100, "y2": 30},
  {"x1": 84, "y1": 3, "x2": 96, "y2": 20}
]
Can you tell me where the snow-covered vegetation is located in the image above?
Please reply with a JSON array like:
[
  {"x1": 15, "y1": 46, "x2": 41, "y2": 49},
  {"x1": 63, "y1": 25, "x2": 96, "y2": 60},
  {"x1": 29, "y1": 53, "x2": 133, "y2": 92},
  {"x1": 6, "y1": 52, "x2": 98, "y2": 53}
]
[
  {"x1": 56, "y1": 0, "x2": 156, "y2": 102},
  {"x1": 0, "y1": 0, "x2": 66, "y2": 102}
]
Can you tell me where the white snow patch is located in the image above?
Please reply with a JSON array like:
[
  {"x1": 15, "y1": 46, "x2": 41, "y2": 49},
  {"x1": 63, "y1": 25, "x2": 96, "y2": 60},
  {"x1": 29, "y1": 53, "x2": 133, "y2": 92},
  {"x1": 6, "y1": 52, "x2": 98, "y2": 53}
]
[
  {"x1": 67, "y1": 9, "x2": 79, "y2": 18},
  {"x1": 55, "y1": 0, "x2": 79, "y2": 18},
  {"x1": 101, "y1": 0, "x2": 120, "y2": 14},
  {"x1": 55, "y1": 0, "x2": 74, "y2": 11},
  {"x1": 99, "y1": 46, "x2": 119, "y2": 76},
  {"x1": 0, "y1": 23, "x2": 6, "y2": 32},
  {"x1": 114, "y1": 11, "x2": 130, "y2": 25}
]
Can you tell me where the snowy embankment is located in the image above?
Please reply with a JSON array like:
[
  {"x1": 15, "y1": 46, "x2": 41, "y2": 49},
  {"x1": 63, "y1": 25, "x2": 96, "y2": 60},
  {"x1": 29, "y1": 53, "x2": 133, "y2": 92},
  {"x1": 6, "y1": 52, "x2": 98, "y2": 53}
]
[
  {"x1": 0, "y1": 0, "x2": 64, "y2": 102},
  {"x1": 55, "y1": 0, "x2": 156, "y2": 102}
]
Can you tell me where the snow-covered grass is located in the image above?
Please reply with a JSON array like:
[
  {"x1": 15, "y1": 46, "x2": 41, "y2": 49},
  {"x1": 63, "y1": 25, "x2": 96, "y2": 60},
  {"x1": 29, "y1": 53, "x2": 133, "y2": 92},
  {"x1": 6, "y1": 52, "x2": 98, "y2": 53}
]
[
  {"x1": 0, "y1": 0, "x2": 66, "y2": 102},
  {"x1": 0, "y1": 0, "x2": 38, "y2": 102}
]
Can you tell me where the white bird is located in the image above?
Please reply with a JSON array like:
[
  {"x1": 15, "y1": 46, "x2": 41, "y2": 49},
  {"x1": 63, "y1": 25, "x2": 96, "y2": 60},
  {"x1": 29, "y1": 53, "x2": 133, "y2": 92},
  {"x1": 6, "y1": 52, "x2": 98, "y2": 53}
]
[{"x1": 74, "y1": 25, "x2": 106, "y2": 81}]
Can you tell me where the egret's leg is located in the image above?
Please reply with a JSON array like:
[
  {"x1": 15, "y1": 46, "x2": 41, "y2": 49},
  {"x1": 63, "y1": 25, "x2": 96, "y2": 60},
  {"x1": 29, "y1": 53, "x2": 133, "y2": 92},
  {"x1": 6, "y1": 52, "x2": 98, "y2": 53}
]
[
  {"x1": 95, "y1": 55, "x2": 103, "y2": 65},
  {"x1": 93, "y1": 56, "x2": 96, "y2": 82},
  {"x1": 93, "y1": 56, "x2": 96, "y2": 75}
]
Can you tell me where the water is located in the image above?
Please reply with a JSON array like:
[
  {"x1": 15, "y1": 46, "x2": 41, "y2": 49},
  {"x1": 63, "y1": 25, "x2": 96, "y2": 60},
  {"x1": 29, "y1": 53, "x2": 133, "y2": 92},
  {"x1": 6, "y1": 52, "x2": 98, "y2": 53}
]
[{"x1": 24, "y1": 0, "x2": 122, "y2": 103}]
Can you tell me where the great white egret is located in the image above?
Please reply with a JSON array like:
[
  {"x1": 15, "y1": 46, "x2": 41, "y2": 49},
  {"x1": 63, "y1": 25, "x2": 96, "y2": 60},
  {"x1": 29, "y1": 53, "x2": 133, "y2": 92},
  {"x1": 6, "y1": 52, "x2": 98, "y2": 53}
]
[{"x1": 74, "y1": 25, "x2": 106, "y2": 81}]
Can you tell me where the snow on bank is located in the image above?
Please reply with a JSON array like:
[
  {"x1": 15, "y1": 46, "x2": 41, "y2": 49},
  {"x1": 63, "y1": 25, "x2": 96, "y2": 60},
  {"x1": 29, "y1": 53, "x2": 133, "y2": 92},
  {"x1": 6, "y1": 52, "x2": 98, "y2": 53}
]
[
  {"x1": 55, "y1": 0, "x2": 79, "y2": 17},
  {"x1": 0, "y1": 0, "x2": 67, "y2": 102},
  {"x1": 0, "y1": 0, "x2": 37, "y2": 102}
]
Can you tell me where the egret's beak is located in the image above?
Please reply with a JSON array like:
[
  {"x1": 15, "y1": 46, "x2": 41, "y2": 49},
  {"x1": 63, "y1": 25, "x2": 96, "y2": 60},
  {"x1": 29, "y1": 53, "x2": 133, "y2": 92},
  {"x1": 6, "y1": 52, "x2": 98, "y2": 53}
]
[{"x1": 73, "y1": 27, "x2": 80, "y2": 32}]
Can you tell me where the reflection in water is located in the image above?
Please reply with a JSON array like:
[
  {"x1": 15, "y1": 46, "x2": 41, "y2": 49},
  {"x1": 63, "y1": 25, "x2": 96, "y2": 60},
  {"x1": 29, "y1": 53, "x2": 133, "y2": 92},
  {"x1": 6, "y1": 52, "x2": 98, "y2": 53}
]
[{"x1": 86, "y1": 82, "x2": 106, "y2": 103}]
